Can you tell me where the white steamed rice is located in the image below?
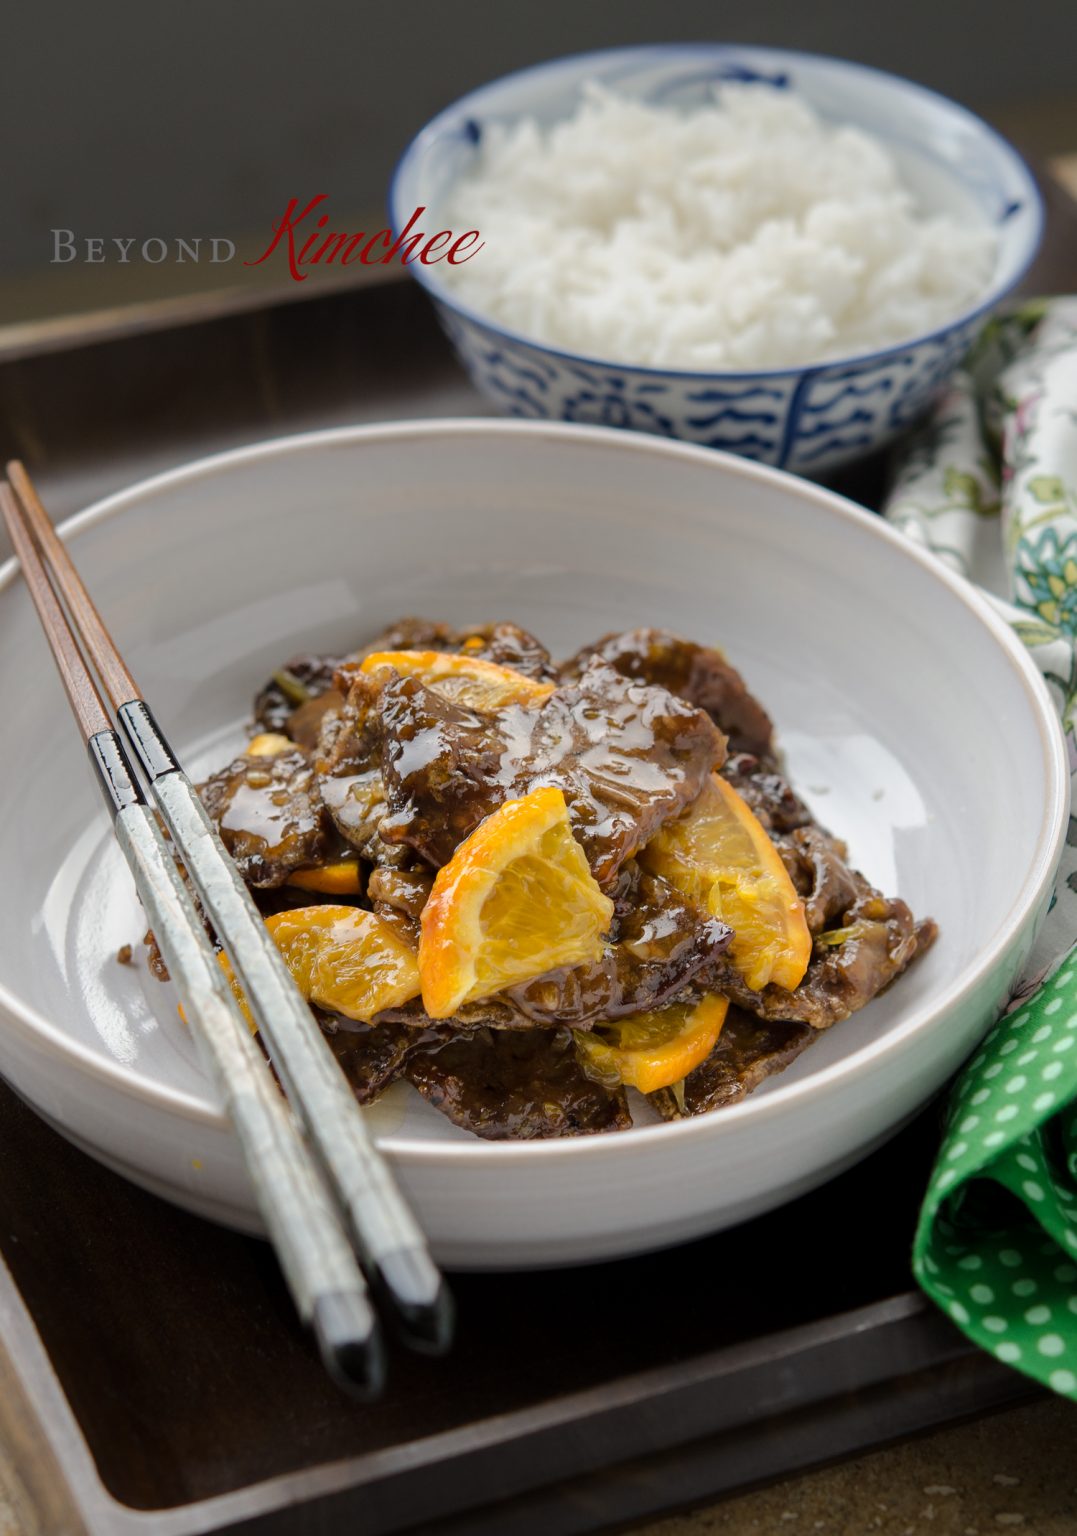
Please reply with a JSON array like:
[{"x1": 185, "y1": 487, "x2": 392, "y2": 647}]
[{"x1": 438, "y1": 85, "x2": 998, "y2": 371}]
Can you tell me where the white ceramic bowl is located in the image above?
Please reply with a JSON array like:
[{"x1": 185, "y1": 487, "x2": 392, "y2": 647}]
[
  {"x1": 0, "y1": 421, "x2": 1066, "y2": 1268},
  {"x1": 391, "y1": 45, "x2": 1042, "y2": 476}
]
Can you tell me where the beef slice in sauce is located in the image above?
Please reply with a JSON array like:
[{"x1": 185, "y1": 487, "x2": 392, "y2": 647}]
[
  {"x1": 372, "y1": 658, "x2": 726, "y2": 883},
  {"x1": 320, "y1": 1014, "x2": 444, "y2": 1104},
  {"x1": 254, "y1": 654, "x2": 345, "y2": 736},
  {"x1": 564, "y1": 629, "x2": 773, "y2": 758},
  {"x1": 404, "y1": 1026, "x2": 632, "y2": 1139},
  {"x1": 649, "y1": 1006, "x2": 816, "y2": 1119},
  {"x1": 198, "y1": 745, "x2": 332, "y2": 887},
  {"x1": 505, "y1": 865, "x2": 732, "y2": 1026},
  {"x1": 314, "y1": 673, "x2": 410, "y2": 869},
  {"x1": 720, "y1": 750, "x2": 814, "y2": 833}
]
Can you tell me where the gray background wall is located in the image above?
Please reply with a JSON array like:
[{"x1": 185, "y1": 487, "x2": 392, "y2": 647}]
[{"x1": 2, "y1": 0, "x2": 1076, "y2": 311}]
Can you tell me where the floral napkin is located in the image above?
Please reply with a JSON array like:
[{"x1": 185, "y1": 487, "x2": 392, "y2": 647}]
[{"x1": 883, "y1": 298, "x2": 1077, "y2": 1396}]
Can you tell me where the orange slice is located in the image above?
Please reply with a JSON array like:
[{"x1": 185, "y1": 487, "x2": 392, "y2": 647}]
[
  {"x1": 641, "y1": 773, "x2": 811, "y2": 992},
  {"x1": 216, "y1": 953, "x2": 257, "y2": 1032},
  {"x1": 360, "y1": 649, "x2": 554, "y2": 710},
  {"x1": 286, "y1": 860, "x2": 364, "y2": 896},
  {"x1": 221, "y1": 904, "x2": 420, "y2": 1025},
  {"x1": 246, "y1": 732, "x2": 293, "y2": 757},
  {"x1": 419, "y1": 785, "x2": 613, "y2": 1018},
  {"x1": 574, "y1": 995, "x2": 728, "y2": 1094}
]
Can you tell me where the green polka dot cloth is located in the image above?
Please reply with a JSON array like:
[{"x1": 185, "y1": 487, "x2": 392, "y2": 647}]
[
  {"x1": 915, "y1": 977, "x2": 1077, "y2": 1395},
  {"x1": 883, "y1": 298, "x2": 1077, "y2": 1399}
]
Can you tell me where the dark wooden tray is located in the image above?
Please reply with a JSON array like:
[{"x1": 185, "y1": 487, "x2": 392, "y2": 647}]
[
  {"x1": 0, "y1": 1085, "x2": 1036, "y2": 1536},
  {"x1": 0, "y1": 171, "x2": 1073, "y2": 1536}
]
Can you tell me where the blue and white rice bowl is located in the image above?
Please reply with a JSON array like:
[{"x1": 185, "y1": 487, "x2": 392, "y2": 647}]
[{"x1": 391, "y1": 44, "x2": 1042, "y2": 476}]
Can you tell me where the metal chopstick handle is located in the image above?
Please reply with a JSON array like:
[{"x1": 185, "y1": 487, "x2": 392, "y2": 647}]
[
  {"x1": 115, "y1": 801, "x2": 386, "y2": 1397},
  {"x1": 147, "y1": 767, "x2": 451, "y2": 1351},
  {"x1": 0, "y1": 470, "x2": 401, "y2": 1393}
]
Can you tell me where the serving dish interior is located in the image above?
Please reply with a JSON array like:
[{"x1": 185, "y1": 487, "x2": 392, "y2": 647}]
[{"x1": 0, "y1": 422, "x2": 1063, "y2": 1263}]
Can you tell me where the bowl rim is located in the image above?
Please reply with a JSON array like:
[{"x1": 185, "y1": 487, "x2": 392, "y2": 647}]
[
  {"x1": 389, "y1": 40, "x2": 1045, "y2": 383},
  {"x1": 0, "y1": 417, "x2": 1068, "y2": 1165}
]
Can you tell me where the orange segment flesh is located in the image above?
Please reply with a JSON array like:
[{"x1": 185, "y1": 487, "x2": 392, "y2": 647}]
[
  {"x1": 419, "y1": 785, "x2": 614, "y2": 1019},
  {"x1": 575, "y1": 994, "x2": 729, "y2": 1094},
  {"x1": 360, "y1": 649, "x2": 554, "y2": 710},
  {"x1": 221, "y1": 904, "x2": 420, "y2": 1025},
  {"x1": 286, "y1": 860, "x2": 364, "y2": 896},
  {"x1": 246, "y1": 732, "x2": 293, "y2": 757},
  {"x1": 641, "y1": 773, "x2": 811, "y2": 992}
]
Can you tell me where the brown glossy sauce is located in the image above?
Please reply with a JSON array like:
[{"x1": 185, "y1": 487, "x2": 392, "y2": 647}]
[{"x1": 185, "y1": 619, "x2": 938, "y2": 1138}]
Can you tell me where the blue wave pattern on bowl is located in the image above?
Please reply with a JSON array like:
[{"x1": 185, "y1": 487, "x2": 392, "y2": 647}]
[
  {"x1": 435, "y1": 304, "x2": 984, "y2": 474},
  {"x1": 393, "y1": 46, "x2": 1042, "y2": 476}
]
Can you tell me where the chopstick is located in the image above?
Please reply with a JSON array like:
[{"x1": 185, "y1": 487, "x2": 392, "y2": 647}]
[
  {"x1": 4, "y1": 461, "x2": 453, "y2": 1359},
  {"x1": 0, "y1": 482, "x2": 384, "y2": 1398}
]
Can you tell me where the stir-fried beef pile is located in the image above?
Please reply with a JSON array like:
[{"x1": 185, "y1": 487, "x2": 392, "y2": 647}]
[{"x1": 183, "y1": 620, "x2": 937, "y2": 1140}]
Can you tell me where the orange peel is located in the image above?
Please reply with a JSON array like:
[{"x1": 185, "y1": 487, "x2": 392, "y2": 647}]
[{"x1": 286, "y1": 860, "x2": 364, "y2": 896}]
